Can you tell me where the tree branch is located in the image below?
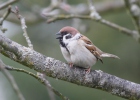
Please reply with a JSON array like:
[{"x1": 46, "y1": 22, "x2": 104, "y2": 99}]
[
  {"x1": 0, "y1": 6, "x2": 11, "y2": 33},
  {"x1": 0, "y1": 34, "x2": 140, "y2": 100},
  {"x1": 0, "y1": 0, "x2": 18, "y2": 10},
  {"x1": 0, "y1": 59, "x2": 25, "y2": 100},
  {"x1": 10, "y1": 6, "x2": 33, "y2": 49},
  {"x1": 5, "y1": 66, "x2": 69, "y2": 100},
  {"x1": 47, "y1": 14, "x2": 140, "y2": 41},
  {"x1": 44, "y1": 77, "x2": 56, "y2": 100},
  {"x1": 124, "y1": 0, "x2": 140, "y2": 34},
  {"x1": 42, "y1": 0, "x2": 127, "y2": 17}
]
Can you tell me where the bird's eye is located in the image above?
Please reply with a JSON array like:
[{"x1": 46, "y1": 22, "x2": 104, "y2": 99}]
[
  {"x1": 66, "y1": 35, "x2": 72, "y2": 39},
  {"x1": 62, "y1": 32, "x2": 68, "y2": 36}
]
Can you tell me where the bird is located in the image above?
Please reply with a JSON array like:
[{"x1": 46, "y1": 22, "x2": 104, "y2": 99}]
[{"x1": 56, "y1": 26, "x2": 119, "y2": 73}]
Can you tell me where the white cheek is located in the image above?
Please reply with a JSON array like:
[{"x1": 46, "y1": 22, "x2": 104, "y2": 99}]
[
  {"x1": 63, "y1": 33, "x2": 81, "y2": 49},
  {"x1": 63, "y1": 36, "x2": 70, "y2": 45}
]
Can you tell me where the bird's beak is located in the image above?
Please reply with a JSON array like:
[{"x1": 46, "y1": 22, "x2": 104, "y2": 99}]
[
  {"x1": 56, "y1": 32, "x2": 61, "y2": 35},
  {"x1": 56, "y1": 32, "x2": 62, "y2": 39}
]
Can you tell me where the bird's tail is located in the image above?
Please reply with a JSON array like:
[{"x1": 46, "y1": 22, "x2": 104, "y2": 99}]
[{"x1": 100, "y1": 53, "x2": 120, "y2": 59}]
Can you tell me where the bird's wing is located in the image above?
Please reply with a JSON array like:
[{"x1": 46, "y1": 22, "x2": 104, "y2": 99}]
[{"x1": 80, "y1": 35, "x2": 103, "y2": 63}]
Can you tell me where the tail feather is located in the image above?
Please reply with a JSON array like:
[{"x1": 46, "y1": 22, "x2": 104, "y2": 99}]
[{"x1": 100, "y1": 53, "x2": 120, "y2": 59}]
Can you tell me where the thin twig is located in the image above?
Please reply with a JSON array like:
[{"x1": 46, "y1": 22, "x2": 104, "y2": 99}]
[
  {"x1": 9, "y1": 4, "x2": 56, "y2": 96},
  {"x1": 46, "y1": 0, "x2": 140, "y2": 41},
  {"x1": 37, "y1": 73, "x2": 56, "y2": 100},
  {"x1": 0, "y1": 59, "x2": 25, "y2": 100},
  {"x1": 124, "y1": 0, "x2": 140, "y2": 34},
  {"x1": 0, "y1": 6, "x2": 11, "y2": 33},
  {"x1": 10, "y1": 6, "x2": 33, "y2": 49},
  {"x1": 87, "y1": 0, "x2": 101, "y2": 20},
  {"x1": 42, "y1": 0, "x2": 126, "y2": 17},
  {"x1": 0, "y1": 0, "x2": 18, "y2": 10},
  {"x1": 5, "y1": 66, "x2": 69, "y2": 100},
  {"x1": 46, "y1": 80, "x2": 56, "y2": 100},
  {"x1": 47, "y1": 14, "x2": 140, "y2": 41}
]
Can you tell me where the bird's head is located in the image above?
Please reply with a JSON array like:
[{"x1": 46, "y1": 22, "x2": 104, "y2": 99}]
[{"x1": 56, "y1": 26, "x2": 79, "y2": 40}]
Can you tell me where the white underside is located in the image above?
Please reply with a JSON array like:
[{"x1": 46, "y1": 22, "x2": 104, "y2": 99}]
[
  {"x1": 61, "y1": 39, "x2": 97, "y2": 68},
  {"x1": 60, "y1": 46, "x2": 71, "y2": 63}
]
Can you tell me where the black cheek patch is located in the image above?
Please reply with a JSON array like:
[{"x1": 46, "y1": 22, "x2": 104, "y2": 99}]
[
  {"x1": 59, "y1": 39, "x2": 65, "y2": 47},
  {"x1": 66, "y1": 35, "x2": 72, "y2": 39},
  {"x1": 59, "y1": 38, "x2": 70, "y2": 54}
]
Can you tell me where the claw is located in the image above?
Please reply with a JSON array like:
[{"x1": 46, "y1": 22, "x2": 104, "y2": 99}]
[
  {"x1": 85, "y1": 68, "x2": 91, "y2": 73},
  {"x1": 69, "y1": 63, "x2": 73, "y2": 67}
]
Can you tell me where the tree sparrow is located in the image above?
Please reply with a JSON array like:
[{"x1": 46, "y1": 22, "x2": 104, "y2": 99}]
[{"x1": 56, "y1": 26, "x2": 119, "y2": 73}]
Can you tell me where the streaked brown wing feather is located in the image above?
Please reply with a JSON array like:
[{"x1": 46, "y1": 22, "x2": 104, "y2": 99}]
[{"x1": 80, "y1": 35, "x2": 103, "y2": 63}]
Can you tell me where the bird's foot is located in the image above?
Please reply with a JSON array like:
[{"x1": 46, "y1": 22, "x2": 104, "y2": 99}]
[
  {"x1": 69, "y1": 63, "x2": 73, "y2": 67},
  {"x1": 85, "y1": 68, "x2": 91, "y2": 74}
]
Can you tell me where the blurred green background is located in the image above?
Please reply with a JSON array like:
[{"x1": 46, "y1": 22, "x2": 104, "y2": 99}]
[{"x1": 0, "y1": 0, "x2": 140, "y2": 100}]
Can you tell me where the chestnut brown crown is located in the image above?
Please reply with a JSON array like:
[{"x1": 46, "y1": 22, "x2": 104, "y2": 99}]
[{"x1": 59, "y1": 26, "x2": 79, "y2": 36}]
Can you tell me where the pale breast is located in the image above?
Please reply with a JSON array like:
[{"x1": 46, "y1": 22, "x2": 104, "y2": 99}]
[
  {"x1": 67, "y1": 40, "x2": 97, "y2": 68},
  {"x1": 60, "y1": 46, "x2": 72, "y2": 63}
]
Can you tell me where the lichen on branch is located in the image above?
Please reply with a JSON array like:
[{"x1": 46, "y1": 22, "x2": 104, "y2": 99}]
[{"x1": 0, "y1": 34, "x2": 140, "y2": 100}]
